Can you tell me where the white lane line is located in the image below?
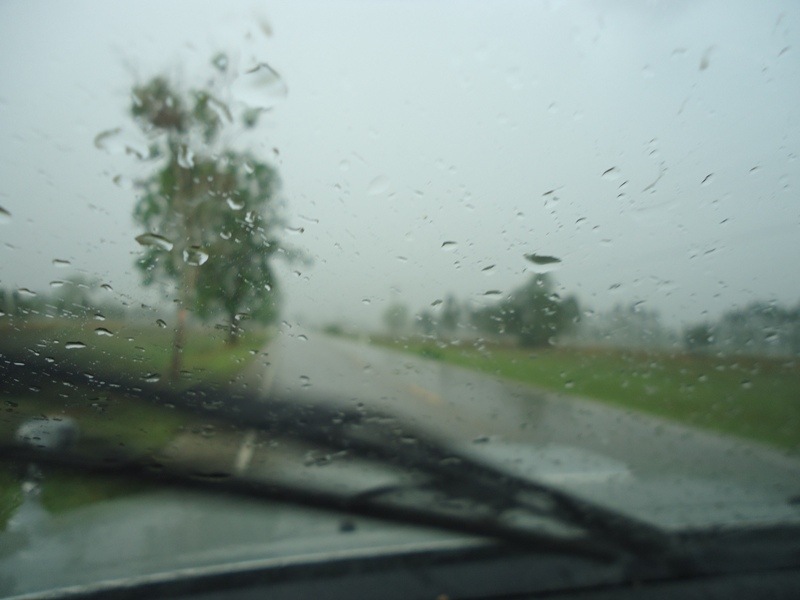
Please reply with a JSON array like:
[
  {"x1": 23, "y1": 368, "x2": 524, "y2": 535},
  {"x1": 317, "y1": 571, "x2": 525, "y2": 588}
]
[{"x1": 234, "y1": 430, "x2": 258, "y2": 475}]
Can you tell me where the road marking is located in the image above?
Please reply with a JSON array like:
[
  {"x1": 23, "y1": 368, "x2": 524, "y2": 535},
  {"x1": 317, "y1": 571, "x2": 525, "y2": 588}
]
[
  {"x1": 233, "y1": 430, "x2": 257, "y2": 475},
  {"x1": 407, "y1": 384, "x2": 442, "y2": 405}
]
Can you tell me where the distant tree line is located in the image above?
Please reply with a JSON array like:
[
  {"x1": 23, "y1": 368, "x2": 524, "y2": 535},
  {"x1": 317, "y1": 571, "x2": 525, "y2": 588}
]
[
  {"x1": 380, "y1": 279, "x2": 799, "y2": 359},
  {"x1": 0, "y1": 276, "x2": 126, "y2": 321},
  {"x1": 683, "y1": 301, "x2": 800, "y2": 357},
  {"x1": 568, "y1": 302, "x2": 679, "y2": 351},
  {"x1": 384, "y1": 274, "x2": 581, "y2": 348}
]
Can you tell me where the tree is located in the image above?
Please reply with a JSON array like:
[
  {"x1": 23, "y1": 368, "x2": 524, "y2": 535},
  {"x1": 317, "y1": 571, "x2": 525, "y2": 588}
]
[
  {"x1": 574, "y1": 302, "x2": 676, "y2": 350},
  {"x1": 439, "y1": 294, "x2": 461, "y2": 335},
  {"x1": 125, "y1": 56, "x2": 288, "y2": 378},
  {"x1": 471, "y1": 274, "x2": 579, "y2": 347},
  {"x1": 50, "y1": 275, "x2": 97, "y2": 319},
  {"x1": 415, "y1": 310, "x2": 436, "y2": 336},
  {"x1": 190, "y1": 153, "x2": 283, "y2": 344},
  {"x1": 383, "y1": 302, "x2": 409, "y2": 335},
  {"x1": 684, "y1": 323, "x2": 714, "y2": 353}
]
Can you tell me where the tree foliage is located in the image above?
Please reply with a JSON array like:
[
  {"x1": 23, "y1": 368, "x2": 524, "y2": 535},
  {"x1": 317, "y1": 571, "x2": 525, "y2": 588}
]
[
  {"x1": 471, "y1": 274, "x2": 579, "y2": 347},
  {"x1": 685, "y1": 301, "x2": 800, "y2": 357},
  {"x1": 383, "y1": 302, "x2": 409, "y2": 335},
  {"x1": 683, "y1": 323, "x2": 715, "y2": 353},
  {"x1": 125, "y1": 55, "x2": 290, "y2": 374}
]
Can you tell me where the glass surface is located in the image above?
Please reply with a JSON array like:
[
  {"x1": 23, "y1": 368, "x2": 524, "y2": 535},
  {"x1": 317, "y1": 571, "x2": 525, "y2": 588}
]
[{"x1": 1, "y1": 0, "x2": 799, "y2": 594}]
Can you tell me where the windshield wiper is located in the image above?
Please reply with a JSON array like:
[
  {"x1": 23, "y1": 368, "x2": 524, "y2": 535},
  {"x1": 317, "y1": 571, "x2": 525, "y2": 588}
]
[{"x1": 0, "y1": 357, "x2": 694, "y2": 571}]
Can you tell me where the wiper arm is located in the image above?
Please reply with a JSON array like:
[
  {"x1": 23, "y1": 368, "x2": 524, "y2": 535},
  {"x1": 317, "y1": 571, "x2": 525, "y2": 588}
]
[
  {"x1": 0, "y1": 441, "x2": 630, "y2": 565},
  {"x1": 0, "y1": 358, "x2": 692, "y2": 570}
]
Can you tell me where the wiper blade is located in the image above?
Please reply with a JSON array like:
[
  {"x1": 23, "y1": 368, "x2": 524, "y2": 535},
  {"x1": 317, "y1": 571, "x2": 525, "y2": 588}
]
[
  {"x1": 0, "y1": 442, "x2": 626, "y2": 564},
  {"x1": 0, "y1": 358, "x2": 691, "y2": 569}
]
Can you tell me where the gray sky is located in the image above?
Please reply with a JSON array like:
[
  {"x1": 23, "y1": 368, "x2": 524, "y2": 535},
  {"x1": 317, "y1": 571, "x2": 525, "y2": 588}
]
[{"x1": 1, "y1": 0, "x2": 798, "y2": 330}]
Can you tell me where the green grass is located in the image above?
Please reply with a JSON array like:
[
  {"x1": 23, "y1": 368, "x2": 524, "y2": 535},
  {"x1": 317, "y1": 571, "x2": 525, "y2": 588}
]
[
  {"x1": 380, "y1": 337, "x2": 800, "y2": 452},
  {"x1": 0, "y1": 464, "x2": 23, "y2": 530},
  {"x1": 0, "y1": 317, "x2": 268, "y2": 387},
  {"x1": 0, "y1": 316, "x2": 270, "y2": 527}
]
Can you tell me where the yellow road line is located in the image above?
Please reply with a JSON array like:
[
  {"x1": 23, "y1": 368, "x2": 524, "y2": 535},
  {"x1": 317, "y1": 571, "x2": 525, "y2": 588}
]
[
  {"x1": 233, "y1": 429, "x2": 257, "y2": 475},
  {"x1": 407, "y1": 384, "x2": 442, "y2": 405}
]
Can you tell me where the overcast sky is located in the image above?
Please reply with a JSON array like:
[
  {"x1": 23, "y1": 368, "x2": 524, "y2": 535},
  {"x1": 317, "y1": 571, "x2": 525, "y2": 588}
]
[{"x1": 1, "y1": 0, "x2": 798, "y2": 330}]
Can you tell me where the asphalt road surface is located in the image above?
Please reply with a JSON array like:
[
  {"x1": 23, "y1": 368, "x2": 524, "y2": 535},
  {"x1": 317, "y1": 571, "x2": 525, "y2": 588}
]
[{"x1": 235, "y1": 328, "x2": 800, "y2": 500}]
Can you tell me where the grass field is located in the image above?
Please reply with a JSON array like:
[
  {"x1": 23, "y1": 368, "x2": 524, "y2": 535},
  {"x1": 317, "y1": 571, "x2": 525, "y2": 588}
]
[
  {"x1": 0, "y1": 317, "x2": 269, "y2": 386},
  {"x1": 0, "y1": 316, "x2": 270, "y2": 527},
  {"x1": 378, "y1": 337, "x2": 800, "y2": 452}
]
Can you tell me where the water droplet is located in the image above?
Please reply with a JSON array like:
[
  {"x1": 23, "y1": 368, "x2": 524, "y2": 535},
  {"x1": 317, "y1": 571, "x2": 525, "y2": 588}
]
[
  {"x1": 284, "y1": 226, "x2": 305, "y2": 235},
  {"x1": 93, "y1": 127, "x2": 122, "y2": 150},
  {"x1": 483, "y1": 290, "x2": 502, "y2": 296},
  {"x1": 52, "y1": 258, "x2": 71, "y2": 267},
  {"x1": 94, "y1": 312, "x2": 106, "y2": 321},
  {"x1": 481, "y1": 264, "x2": 495, "y2": 272},
  {"x1": 93, "y1": 127, "x2": 147, "y2": 158},
  {"x1": 431, "y1": 299, "x2": 443, "y2": 306},
  {"x1": 601, "y1": 167, "x2": 621, "y2": 181},
  {"x1": 135, "y1": 233, "x2": 174, "y2": 251},
  {"x1": 156, "y1": 319, "x2": 167, "y2": 328},
  {"x1": 0, "y1": 206, "x2": 10, "y2": 224},
  {"x1": 94, "y1": 327, "x2": 113, "y2": 337},
  {"x1": 367, "y1": 175, "x2": 390, "y2": 195},
  {"x1": 49, "y1": 280, "x2": 65, "y2": 288},
  {"x1": 101, "y1": 283, "x2": 114, "y2": 292},
  {"x1": 183, "y1": 246, "x2": 209, "y2": 266},
  {"x1": 232, "y1": 61, "x2": 288, "y2": 110},
  {"x1": 441, "y1": 241, "x2": 457, "y2": 250},
  {"x1": 212, "y1": 53, "x2": 229, "y2": 72},
  {"x1": 524, "y1": 253, "x2": 561, "y2": 265},
  {"x1": 699, "y1": 46, "x2": 714, "y2": 71},
  {"x1": 701, "y1": 173, "x2": 714, "y2": 186},
  {"x1": 65, "y1": 342, "x2": 86, "y2": 350},
  {"x1": 177, "y1": 146, "x2": 195, "y2": 169},
  {"x1": 143, "y1": 373, "x2": 161, "y2": 383},
  {"x1": 297, "y1": 334, "x2": 308, "y2": 341},
  {"x1": 299, "y1": 375, "x2": 311, "y2": 387},
  {"x1": 472, "y1": 435, "x2": 490, "y2": 444},
  {"x1": 112, "y1": 174, "x2": 134, "y2": 189},
  {"x1": 226, "y1": 197, "x2": 245, "y2": 210},
  {"x1": 361, "y1": 298, "x2": 371, "y2": 305},
  {"x1": 17, "y1": 288, "x2": 36, "y2": 297},
  {"x1": 740, "y1": 379, "x2": 753, "y2": 390}
]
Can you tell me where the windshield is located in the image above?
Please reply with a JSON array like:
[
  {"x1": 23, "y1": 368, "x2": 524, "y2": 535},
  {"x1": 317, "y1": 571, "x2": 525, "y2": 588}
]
[{"x1": 1, "y1": 0, "x2": 799, "y2": 595}]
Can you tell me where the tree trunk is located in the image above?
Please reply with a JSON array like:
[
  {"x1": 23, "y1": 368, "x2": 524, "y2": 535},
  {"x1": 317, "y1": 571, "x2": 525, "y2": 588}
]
[
  {"x1": 168, "y1": 307, "x2": 186, "y2": 381},
  {"x1": 227, "y1": 312, "x2": 239, "y2": 346},
  {"x1": 168, "y1": 262, "x2": 198, "y2": 382}
]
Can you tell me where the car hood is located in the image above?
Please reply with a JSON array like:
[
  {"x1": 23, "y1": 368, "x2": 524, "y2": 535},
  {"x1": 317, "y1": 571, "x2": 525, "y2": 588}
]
[
  {"x1": 2, "y1": 438, "x2": 799, "y2": 598},
  {"x1": 457, "y1": 441, "x2": 800, "y2": 530}
]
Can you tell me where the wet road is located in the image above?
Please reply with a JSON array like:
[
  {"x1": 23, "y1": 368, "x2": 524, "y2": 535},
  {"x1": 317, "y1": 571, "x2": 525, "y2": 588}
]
[
  {"x1": 5, "y1": 328, "x2": 800, "y2": 597},
  {"x1": 237, "y1": 328, "x2": 800, "y2": 497}
]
